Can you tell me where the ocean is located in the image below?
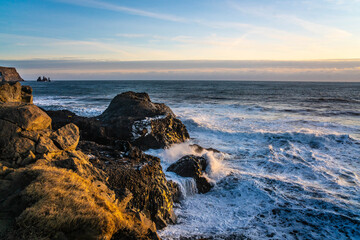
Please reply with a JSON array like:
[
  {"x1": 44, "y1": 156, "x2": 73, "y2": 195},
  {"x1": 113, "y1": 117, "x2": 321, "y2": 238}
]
[{"x1": 26, "y1": 80, "x2": 360, "y2": 240}]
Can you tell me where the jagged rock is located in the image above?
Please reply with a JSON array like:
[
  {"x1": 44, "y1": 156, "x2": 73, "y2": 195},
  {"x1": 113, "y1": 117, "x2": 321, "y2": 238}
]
[
  {"x1": 36, "y1": 76, "x2": 51, "y2": 82},
  {"x1": 48, "y1": 92, "x2": 189, "y2": 150},
  {"x1": 79, "y1": 140, "x2": 177, "y2": 230},
  {"x1": 0, "y1": 66, "x2": 23, "y2": 82},
  {"x1": 167, "y1": 155, "x2": 214, "y2": 194},
  {"x1": 0, "y1": 92, "x2": 165, "y2": 239},
  {"x1": 167, "y1": 180, "x2": 183, "y2": 203},
  {"x1": 99, "y1": 91, "x2": 189, "y2": 149},
  {"x1": 0, "y1": 82, "x2": 32, "y2": 104}
]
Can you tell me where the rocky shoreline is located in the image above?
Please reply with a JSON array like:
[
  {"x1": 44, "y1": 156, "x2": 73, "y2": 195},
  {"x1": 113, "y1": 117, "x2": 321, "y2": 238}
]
[{"x1": 0, "y1": 82, "x2": 215, "y2": 240}]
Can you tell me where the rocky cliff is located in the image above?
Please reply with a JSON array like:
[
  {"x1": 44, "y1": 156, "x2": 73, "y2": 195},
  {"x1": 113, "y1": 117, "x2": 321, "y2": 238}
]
[
  {"x1": 0, "y1": 66, "x2": 23, "y2": 82},
  {"x1": 0, "y1": 84, "x2": 176, "y2": 240}
]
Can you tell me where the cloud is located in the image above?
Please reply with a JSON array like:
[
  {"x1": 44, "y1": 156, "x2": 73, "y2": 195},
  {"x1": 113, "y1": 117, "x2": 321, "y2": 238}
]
[
  {"x1": 229, "y1": 2, "x2": 352, "y2": 39},
  {"x1": 1, "y1": 59, "x2": 359, "y2": 81},
  {"x1": 53, "y1": 0, "x2": 186, "y2": 22}
]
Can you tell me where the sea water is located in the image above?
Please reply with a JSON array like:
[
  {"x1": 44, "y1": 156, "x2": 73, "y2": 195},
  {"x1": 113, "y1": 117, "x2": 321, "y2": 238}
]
[{"x1": 27, "y1": 80, "x2": 360, "y2": 239}]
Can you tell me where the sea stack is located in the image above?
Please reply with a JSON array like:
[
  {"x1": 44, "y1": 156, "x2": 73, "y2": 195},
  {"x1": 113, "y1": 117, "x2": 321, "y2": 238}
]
[{"x1": 0, "y1": 66, "x2": 24, "y2": 82}]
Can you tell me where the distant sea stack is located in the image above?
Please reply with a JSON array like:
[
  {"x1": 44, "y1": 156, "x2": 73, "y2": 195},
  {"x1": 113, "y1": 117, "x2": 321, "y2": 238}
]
[
  {"x1": 37, "y1": 76, "x2": 51, "y2": 82},
  {"x1": 0, "y1": 66, "x2": 24, "y2": 82}
]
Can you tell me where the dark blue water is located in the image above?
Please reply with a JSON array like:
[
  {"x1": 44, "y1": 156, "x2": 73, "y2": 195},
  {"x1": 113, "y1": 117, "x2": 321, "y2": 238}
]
[{"x1": 27, "y1": 80, "x2": 360, "y2": 239}]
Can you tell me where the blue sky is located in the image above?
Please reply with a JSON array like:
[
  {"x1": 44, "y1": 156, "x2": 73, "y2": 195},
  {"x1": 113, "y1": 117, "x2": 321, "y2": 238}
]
[{"x1": 1, "y1": 0, "x2": 360, "y2": 80}]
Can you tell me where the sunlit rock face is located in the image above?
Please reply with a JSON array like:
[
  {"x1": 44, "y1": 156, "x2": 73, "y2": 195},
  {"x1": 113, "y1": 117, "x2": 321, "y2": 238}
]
[
  {"x1": 0, "y1": 85, "x2": 163, "y2": 240},
  {"x1": 0, "y1": 82, "x2": 32, "y2": 104},
  {"x1": 0, "y1": 66, "x2": 23, "y2": 82}
]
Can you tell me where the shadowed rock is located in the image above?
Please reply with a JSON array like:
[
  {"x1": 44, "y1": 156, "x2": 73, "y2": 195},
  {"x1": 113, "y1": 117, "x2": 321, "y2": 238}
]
[
  {"x1": 79, "y1": 140, "x2": 177, "y2": 230},
  {"x1": 48, "y1": 91, "x2": 190, "y2": 150}
]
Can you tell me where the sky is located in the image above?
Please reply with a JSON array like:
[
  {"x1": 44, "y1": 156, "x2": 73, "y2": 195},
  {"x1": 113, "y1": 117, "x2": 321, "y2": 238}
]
[{"x1": 1, "y1": 0, "x2": 360, "y2": 81}]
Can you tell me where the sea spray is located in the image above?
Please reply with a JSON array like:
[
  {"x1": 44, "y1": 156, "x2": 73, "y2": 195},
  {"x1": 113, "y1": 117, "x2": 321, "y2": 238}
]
[{"x1": 27, "y1": 80, "x2": 360, "y2": 239}]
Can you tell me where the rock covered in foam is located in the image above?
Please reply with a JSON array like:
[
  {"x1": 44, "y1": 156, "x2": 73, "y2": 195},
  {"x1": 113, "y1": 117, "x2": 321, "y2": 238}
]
[{"x1": 167, "y1": 155, "x2": 214, "y2": 194}]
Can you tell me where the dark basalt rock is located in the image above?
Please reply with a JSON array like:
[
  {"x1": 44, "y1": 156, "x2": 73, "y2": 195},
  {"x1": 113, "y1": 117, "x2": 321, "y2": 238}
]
[
  {"x1": 99, "y1": 91, "x2": 189, "y2": 149},
  {"x1": 82, "y1": 140, "x2": 176, "y2": 230},
  {"x1": 100, "y1": 91, "x2": 174, "y2": 121},
  {"x1": 167, "y1": 155, "x2": 214, "y2": 194},
  {"x1": 48, "y1": 91, "x2": 189, "y2": 150},
  {"x1": 46, "y1": 110, "x2": 110, "y2": 144}
]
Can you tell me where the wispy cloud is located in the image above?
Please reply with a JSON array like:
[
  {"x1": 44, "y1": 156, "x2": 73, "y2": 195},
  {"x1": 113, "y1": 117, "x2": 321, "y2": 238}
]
[
  {"x1": 2, "y1": 59, "x2": 360, "y2": 81},
  {"x1": 116, "y1": 33, "x2": 147, "y2": 38},
  {"x1": 229, "y1": 2, "x2": 352, "y2": 39},
  {"x1": 52, "y1": 0, "x2": 186, "y2": 22}
]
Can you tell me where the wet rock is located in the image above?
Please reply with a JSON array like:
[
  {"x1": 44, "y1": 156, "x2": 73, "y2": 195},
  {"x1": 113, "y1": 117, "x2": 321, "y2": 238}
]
[
  {"x1": 99, "y1": 91, "x2": 189, "y2": 149},
  {"x1": 48, "y1": 92, "x2": 189, "y2": 150},
  {"x1": 167, "y1": 155, "x2": 214, "y2": 194},
  {"x1": 167, "y1": 180, "x2": 183, "y2": 203},
  {"x1": 190, "y1": 144, "x2": 221, "y2": 154},
  {"x1": 97, "y1": 151, "x2": 176, "y2": 229}
]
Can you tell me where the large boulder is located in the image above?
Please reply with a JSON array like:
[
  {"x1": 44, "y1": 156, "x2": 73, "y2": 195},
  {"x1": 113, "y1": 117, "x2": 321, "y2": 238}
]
[
  {"x1": 99, "y1": 91, "x2": 189, "y2": 149},
  {"x1": 48, "y1": 92, "x2": 190, "y2": 150},
  {"x1": 0, "y1": 104, "x2": 51, "y2": 131},
  {"x1": 0, "y1": 66, "x2": 23, "y2": 82},
  {"x1": 167, "y1": 155, "x2": 214, "y2": 194},
  {"x1": 0, "y1": 82, "x2": 33, "y2": 104}
]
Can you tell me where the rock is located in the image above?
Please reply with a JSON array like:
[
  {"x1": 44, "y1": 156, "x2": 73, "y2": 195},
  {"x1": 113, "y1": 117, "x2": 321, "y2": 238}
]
[
  {"x1": 51, "y1": 123, "x2": 80, "y2": 151},
  {"x1": 21, "y1": 85, "x2": 33, "y2": 104},
  {"x1": 100, "y1": 91, "x2": 174, "y2": 121},
  {"x1": 36, "y1": 136, "x2": 60, "y2": 154},
  {"x1": 167, "y1": 155, "x2": 214, "y2": 194},
  {"x1": 47, "y1": 92, "x2": 189, "y2": 150},
  {"x1": 98, "y1": 91, "x2": 189, "y2": 149},
  {"x1": 0, "y1": 151, "x2": 158, "y2": 240},
  {"x1": 0, "y1": 104, "x2": 51, "y2": 131},
  {"x1": 88, "y1": 144, "x2": 176, "y2": 229},
  {"x1": 190, "y1": 144, "x2": 221, "y2": 154},
  {"x1": 133, "y1": 114, "x2": 190, "y2": 150},
  {"x1": 0, "y1": 82, "x2": 32, "y2": 104},
  {"x1": 0, "y1": 66, "x2": 23, "y2": 82},
  {"x1": 0, "y1": 100, "x2": 167, "y2": 239},
  {"x1": 46, "y1": 109, "x2": 111, "y2": 144},
  {"x1": 167, "y1": 180, "x2": 183, "y2": 203},
  {"x1": 37, "y1": 76, "x2": 51, "y2": 82}
]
